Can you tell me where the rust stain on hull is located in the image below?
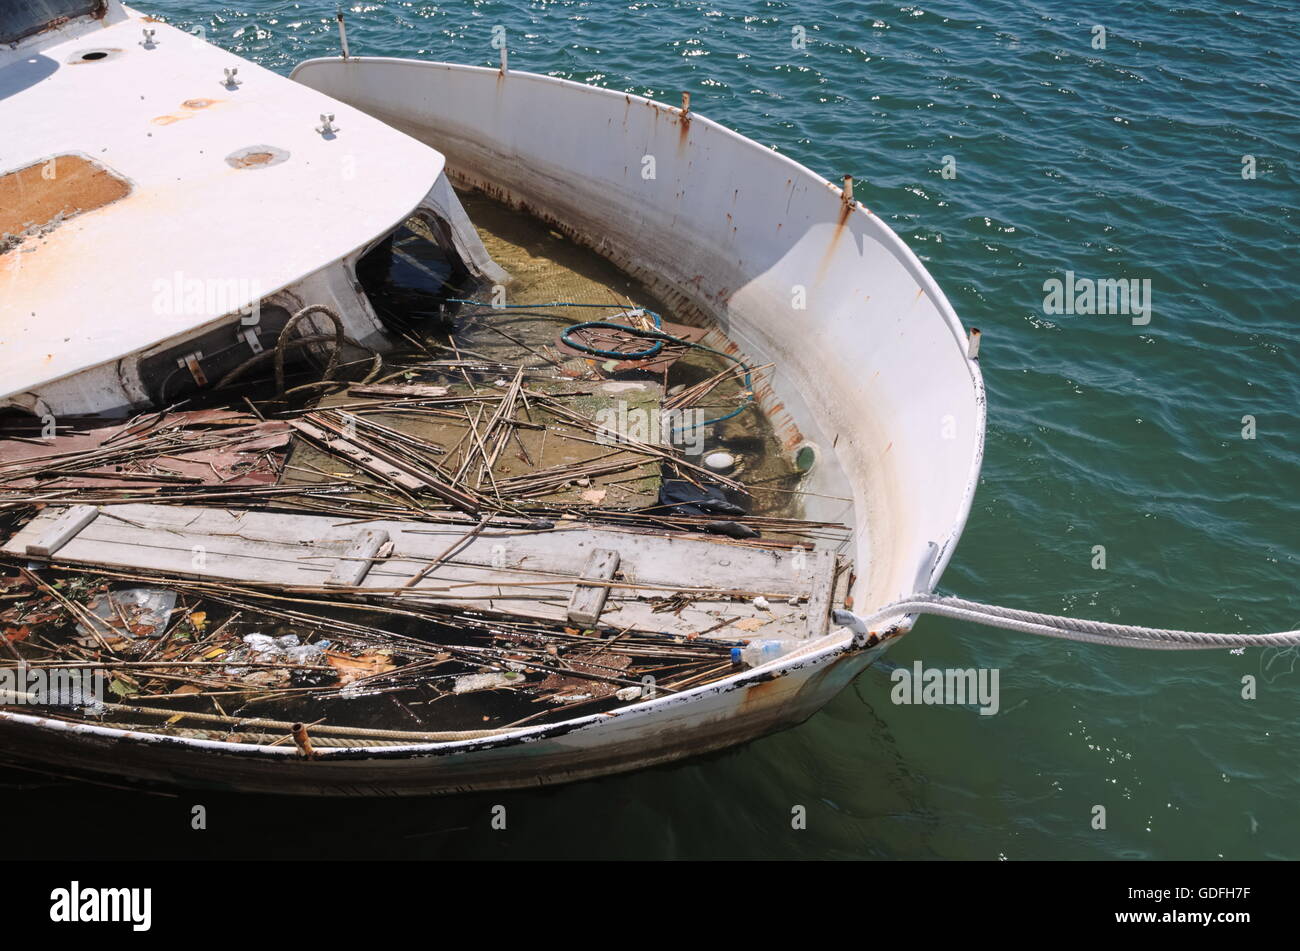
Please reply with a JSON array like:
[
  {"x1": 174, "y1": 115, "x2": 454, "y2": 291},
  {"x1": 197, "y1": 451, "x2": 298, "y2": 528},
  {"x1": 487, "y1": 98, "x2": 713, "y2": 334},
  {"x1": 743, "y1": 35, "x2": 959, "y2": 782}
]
[
  {"x1": 739, "y1": 675, "x2": 786, "y2": 715},
  {"x1": 153, "y1": 97, "x2": 222, "y2": 125},
  {"x1": 815, "y1": 198, "x2": 854, "y2": 284}
]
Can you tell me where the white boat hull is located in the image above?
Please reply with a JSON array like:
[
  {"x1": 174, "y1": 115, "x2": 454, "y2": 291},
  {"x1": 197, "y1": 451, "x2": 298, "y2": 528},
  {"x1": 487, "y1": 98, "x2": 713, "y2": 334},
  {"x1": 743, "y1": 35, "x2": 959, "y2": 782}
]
[{"x1": 0, "y1": 56, "x2": 983, "y2": 795}]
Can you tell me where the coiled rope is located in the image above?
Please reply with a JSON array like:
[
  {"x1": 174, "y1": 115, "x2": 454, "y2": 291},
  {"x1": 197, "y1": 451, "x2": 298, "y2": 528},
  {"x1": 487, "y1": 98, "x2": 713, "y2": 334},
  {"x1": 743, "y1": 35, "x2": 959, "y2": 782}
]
[
  {"x1": 444, "y1": 298, "x2": 754, "y2": 433},
  {"x1": 216, "y1": 303, "x2": 383, "y2": 399},
  {"x1": 836, "y1": 595, "x2": 1300, "y2": 651}
]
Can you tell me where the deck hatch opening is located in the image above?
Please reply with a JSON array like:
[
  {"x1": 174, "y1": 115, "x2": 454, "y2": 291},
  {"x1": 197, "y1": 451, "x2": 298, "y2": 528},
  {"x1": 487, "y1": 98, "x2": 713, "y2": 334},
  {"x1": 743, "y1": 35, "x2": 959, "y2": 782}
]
[
  {"x1": 0, "y1": 154, "x2": 131, "y2": 250},
  {"x1": 65, "y1": 47, "x2": 124, "y2": 64}
]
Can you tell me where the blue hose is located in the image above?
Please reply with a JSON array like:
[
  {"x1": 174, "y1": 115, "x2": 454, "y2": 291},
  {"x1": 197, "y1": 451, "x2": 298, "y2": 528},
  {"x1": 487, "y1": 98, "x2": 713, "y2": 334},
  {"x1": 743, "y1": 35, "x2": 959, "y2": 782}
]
[{"x1": 443, "y1": 299, "x2": 752, "y2": 433}]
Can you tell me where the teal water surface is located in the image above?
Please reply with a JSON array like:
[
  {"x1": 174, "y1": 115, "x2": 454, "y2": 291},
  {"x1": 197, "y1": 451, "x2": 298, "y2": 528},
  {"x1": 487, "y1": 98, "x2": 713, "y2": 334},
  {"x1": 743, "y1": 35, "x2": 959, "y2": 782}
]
[{"x1": 6, "y1": 0, "x2": 1297, "y2": 859}]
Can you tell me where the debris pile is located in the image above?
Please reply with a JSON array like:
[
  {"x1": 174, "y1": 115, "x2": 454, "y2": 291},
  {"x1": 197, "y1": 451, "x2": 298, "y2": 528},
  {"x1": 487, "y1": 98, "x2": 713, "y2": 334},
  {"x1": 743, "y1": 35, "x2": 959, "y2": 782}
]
[
  {"x1": 0, "y1": 270, "x2": 850, "y2": 746},
  {"x1": 0, "y1": 567, "x2": 753, "y2": 740}
]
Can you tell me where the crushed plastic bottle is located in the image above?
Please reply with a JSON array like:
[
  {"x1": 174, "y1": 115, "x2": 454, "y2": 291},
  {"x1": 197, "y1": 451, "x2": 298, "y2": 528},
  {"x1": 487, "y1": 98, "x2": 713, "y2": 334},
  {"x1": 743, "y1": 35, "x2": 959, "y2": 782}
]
[
  {"x1": 225, "y1": 633, "x2": 327, "y2": 674},
  {"x1": 731, "y1": 637, "x2": 798, "y2": 668}
]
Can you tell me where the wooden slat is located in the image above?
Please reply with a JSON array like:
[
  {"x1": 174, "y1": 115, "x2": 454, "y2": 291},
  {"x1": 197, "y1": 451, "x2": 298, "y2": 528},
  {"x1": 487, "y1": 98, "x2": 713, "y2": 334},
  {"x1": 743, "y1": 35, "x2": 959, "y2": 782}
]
[
  {"x1": 349, "y1": 383, "x2": 449, "y2": 399},
  {"x1": 24, "y1": 504, "x2": 99, "y2": 557},
  {"x1": 326, "y1": 528, "x2": 390, "y2": 586},
  {"x1": 288, "y1": 419, "x2": 427, "y2": 492},
  {"x1": 566, "y1": 548, "x2": 619, "y2": 626},
  {"x1": 290, "y1": 416, "x2": 480, "y2": 514},
  {"x1": 800, "y1": 548, "x2": 839, "y2": 640}
]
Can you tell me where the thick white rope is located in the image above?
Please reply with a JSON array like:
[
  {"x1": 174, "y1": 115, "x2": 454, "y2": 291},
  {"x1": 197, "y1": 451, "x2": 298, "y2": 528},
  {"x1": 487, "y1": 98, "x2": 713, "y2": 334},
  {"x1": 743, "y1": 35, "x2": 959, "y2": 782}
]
[{"x1": 834, "y1": 595, "x2": 1300, "y2": 651}]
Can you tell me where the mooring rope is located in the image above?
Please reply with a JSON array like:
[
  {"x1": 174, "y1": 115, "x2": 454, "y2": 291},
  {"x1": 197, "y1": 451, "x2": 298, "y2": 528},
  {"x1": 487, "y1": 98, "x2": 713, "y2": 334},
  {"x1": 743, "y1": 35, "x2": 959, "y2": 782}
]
[{"x1": 835, "y1": 595, "x2": 1300, "y2": 651}]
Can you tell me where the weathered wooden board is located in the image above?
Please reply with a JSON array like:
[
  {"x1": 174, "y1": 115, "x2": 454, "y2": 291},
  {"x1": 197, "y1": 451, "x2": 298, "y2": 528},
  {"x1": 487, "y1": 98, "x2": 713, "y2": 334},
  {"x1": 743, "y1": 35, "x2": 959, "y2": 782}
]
[
  {"x1": 566, "y1": 547, "x2": 620, "y2": 626},
  {"x1": 288, "y1": 417, "x2": 479, "y2": 513},
  {"x1": 4, "y1": 504, "x2": 843, "y2": 641},
  {"x1": 23, "y1": 504, "x2": 99, "y2": 557},
  {"x1": 326, "y1": 528, "x2": 391, "y2": 586}
]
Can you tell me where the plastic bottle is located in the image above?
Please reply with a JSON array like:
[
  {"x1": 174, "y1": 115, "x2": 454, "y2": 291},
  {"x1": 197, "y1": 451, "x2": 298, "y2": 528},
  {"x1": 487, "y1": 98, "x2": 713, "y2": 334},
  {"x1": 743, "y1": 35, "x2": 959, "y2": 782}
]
[{"x1": 731, "y1": 638, "x2": 797, "y2": 667}]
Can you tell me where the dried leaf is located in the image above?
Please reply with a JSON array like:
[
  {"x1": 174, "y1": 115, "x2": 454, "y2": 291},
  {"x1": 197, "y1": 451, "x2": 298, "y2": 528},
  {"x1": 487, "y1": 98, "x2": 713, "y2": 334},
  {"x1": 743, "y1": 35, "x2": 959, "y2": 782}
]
[
  {"x1": 326, "y1": 650, "x2": 396, "y2": 685},
  {"x1": 0, "y1": 577, "x2": 34, "y2": 595}
]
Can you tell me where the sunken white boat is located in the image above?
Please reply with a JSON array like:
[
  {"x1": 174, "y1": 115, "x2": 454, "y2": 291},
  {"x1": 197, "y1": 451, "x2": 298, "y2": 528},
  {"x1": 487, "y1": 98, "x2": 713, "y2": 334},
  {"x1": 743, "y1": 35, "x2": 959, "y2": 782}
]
[{"x1": 0, "y1": 3, "x2": 984, "y2": 795}]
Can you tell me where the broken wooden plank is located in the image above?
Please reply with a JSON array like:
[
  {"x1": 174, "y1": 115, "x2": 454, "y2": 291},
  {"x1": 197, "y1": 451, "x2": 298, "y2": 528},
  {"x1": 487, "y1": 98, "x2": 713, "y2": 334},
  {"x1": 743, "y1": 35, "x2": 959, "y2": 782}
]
[
  {"x1": 800, "y1": 548, "x2": 839, "y2": 641},
  {"x1": 566, "y1": 548, "x2": 620, "y2": 627},
  {"x1": 288, "y1": 419, "x2": 428, "y2": 493},
  {"x1": 290, "y1": 415, "x2": 480, "y2": 514},
  {"x1": 326, "y1": 528, "x2": 391, "y2": 586},
  {"x1": 24, "y1": 504, "x2": 99, "y2": 557},
  {"x1": 1, "y1": 503, "x2": 842, "y2": 641}
]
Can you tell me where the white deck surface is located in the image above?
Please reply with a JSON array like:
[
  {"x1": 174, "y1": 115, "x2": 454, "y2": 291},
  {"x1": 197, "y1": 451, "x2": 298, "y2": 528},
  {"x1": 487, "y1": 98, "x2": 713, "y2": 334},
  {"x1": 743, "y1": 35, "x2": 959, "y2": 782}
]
[{"x1": 0, "y1": 11, "x2": 442, "y2": 402}]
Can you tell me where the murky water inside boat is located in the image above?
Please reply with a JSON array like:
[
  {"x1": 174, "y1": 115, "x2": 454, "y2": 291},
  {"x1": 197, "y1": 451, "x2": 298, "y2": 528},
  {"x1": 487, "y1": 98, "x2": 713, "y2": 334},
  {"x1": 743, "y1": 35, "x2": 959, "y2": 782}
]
[
  {"x1": 0, "y1": 191, "x2": 848, "y2": 743},
  {"x1": 289, "y1": 188, "x2": 805, "y2": 522},
  {"x1": 460, "y1": 191, "x2": 806, "y2": 519}
]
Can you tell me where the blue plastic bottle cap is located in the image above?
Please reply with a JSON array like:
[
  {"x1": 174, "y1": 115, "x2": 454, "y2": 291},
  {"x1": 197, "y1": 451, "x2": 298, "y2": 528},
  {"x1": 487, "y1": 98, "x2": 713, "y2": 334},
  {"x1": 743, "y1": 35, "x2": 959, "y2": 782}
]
[{"x1": 731, "y1": 647, "x2": 742, "y2": 663}]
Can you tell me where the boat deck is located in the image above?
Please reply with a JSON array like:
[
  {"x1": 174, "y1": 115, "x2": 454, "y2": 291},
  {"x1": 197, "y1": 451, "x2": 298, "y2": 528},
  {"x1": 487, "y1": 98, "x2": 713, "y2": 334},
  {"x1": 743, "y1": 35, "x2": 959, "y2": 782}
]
[{"x1": 0, "y1": 11, "x2": 439, "y2": 403}]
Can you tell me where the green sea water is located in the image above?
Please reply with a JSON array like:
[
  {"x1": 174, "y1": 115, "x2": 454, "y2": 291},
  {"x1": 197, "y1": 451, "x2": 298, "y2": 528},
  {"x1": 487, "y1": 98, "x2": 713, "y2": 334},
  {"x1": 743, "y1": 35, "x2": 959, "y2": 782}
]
[{"x1": 4, "y1": 0, "x2": 1297, "y2": 859}]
